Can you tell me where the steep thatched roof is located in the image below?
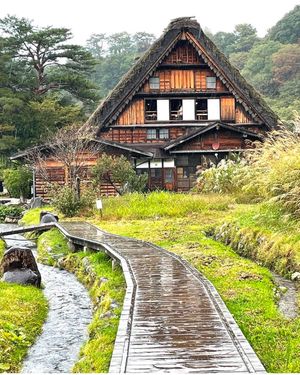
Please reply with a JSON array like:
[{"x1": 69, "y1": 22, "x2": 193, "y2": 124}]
[{"x1": 85, "y1": 17, "x2": 279, "y2": 135}]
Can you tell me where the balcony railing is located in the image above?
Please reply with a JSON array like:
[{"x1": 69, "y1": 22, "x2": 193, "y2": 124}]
[
  {"x1": 170, "y1": 110, "x2": 183, "y2": 120},
  {"x1": 196, "y1": 110, "x2": 208, "y2": 120},
  {"x1": 145, "y1": 111, "x2": 157, "y2": 121}
]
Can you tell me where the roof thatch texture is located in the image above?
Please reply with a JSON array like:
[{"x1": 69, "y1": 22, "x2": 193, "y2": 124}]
[{"x1": 85, "y1": 17, "x2": 279, "y2": 135}]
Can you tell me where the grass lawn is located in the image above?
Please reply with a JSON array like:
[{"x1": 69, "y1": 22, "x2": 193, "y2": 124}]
[{"x1": 0, "y1": 241, "x2": 48, "y2": 373}]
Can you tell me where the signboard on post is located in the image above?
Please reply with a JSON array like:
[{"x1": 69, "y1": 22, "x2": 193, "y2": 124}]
[
  {"x1": 96, "y1": 199, "x2": 103, "y2": 217},
  {"x1": 96, "y1": 199, "x2": 102, "y2": 209}
]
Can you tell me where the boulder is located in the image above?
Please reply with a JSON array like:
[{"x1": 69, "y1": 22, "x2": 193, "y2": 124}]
[
  {"x1": 0, "y1": 246, "x2": 41, "y2": 287},
  {"x1": 2, "y1": 268, "x2": 40, "y2": 286},
  {"x1": 291, "y1": 272, "x2": 300, "y2": 281},
  {"x1": 40, "y1": 211, "x2": 59, "y2": 224},
  {"x1": 4, "y1": 216, "x2": 19, "y2": 224},
  {"x1": 30, "y1": 197, "x2": 43, "y2": 209}
]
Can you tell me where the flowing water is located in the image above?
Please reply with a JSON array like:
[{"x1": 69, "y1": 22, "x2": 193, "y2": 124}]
[{"x1": 1, "y1": 224, "x2": 92, "y2": 373}]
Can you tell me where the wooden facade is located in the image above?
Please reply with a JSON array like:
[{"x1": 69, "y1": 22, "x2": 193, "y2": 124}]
[{"x1": 18, "y1": 17, "x2": 278, "y2": 197}]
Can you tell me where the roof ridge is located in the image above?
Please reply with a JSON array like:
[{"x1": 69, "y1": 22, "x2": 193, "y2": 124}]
[{"x1": 166, "y1": 17, "x2": 200, "y2": 32}]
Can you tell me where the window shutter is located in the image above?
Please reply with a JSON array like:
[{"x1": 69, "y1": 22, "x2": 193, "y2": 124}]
[
  {"x1": 157, "y1": 100, "x2": 169, "y2": 121},
  {"x1": 183, "y1": 99, "x2": 195, "y2": 120},
  {"x1": 207, "y1": 99, "x2": 220, "y2": 120}
]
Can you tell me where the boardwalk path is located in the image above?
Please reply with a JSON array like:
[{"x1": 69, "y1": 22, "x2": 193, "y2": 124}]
[{"x1": 57, "y1": 222, "x2": 265, "y2": 373}]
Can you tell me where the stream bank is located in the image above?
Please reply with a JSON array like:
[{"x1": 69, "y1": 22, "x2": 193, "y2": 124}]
[{"x1": 1, "y1": 225, "x2": 92, "y2": 373}]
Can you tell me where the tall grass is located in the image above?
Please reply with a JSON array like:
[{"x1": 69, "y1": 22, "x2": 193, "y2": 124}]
[
  {"x1": 198, "y1": 130, "x2": 300, "y2": 216},
  {"x1": 100, "y1": 191, "x2": 232, "y2": 220}
]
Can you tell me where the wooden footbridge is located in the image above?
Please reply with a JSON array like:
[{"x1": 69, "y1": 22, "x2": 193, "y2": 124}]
[{"x1": 1, "y1": 222, "x2": 265, "y2": 373}]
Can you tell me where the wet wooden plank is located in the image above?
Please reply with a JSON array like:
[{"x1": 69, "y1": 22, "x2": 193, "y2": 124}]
[
  {"x1": 0, "y1": 223, "x2": 55, "y2": 236},
  {"x1": 56, "y1": 221, "x2": 266, "y2": 374}
]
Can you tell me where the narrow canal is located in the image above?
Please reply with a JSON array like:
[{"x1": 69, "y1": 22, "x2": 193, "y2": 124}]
[{"x1": 1, "y1": 225, "x2": 92, "y2": 373}]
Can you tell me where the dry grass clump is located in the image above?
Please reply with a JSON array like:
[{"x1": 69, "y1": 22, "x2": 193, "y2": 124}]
[{"x1": 198, "y1": 129, "x2": 300, "y2": 216}]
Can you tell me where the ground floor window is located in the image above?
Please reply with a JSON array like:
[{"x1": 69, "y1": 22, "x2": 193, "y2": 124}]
[
  {"x1": 164, "y1": 169, "x2": 173, "y2": 183},
  {"x1": 150, "y1": 169, "x2": 162, "y2": 178},
  {"x1": 177, "y1": 166, "x2": 196, "y2": 179}
]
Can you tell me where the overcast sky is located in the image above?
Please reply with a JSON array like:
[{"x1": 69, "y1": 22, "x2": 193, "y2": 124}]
[{"x1": 0, "y1": 0, "x2": 299, "y2": 44}]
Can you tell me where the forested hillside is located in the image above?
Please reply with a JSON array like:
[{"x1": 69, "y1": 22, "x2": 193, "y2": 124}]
[
  {"x1": 0, "y1": 6, "x2": 299, "y2": 158},
  {"x1": 209, "y1": 5, "x2": 300, "y2": 123}
]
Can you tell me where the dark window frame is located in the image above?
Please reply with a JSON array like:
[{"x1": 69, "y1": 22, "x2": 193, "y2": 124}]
[
  {"x1": 159, "y1": 128, "x2": 169, "y2": 139},
  {"x1": 195, "y1": 98, "x2": 208, "y2": 120},
  {"x1": 149, "y1": 77, "x2": 160, "y2": 90},
  {"x1": 206, "y1": 76, "x2": 217, "y2": 90},
  {"x1": 145, "y1": 99, "x2": 158, "y2": 121},
  {"x1": 146, "y1": 128, "x2": 157, "y2": 139},
  {"x1": 146, "y1": 128, "x2": 170, "y2": 140},
  {"x1": 170, "y1": 99, "x2": 183, "y2": 121}
]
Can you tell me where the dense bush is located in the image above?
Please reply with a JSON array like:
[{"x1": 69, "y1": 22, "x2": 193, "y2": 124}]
[
  {"x1": 3, "y1": 167, "x2": 32, "y2": 199},
  {"x1": 50, "y1": 185, "x2": 96, "y2": 217}
]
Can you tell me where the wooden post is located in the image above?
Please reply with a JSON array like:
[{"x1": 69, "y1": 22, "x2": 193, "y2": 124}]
[
  {"x1": 96, "y1": 198, "x2": 103, "y2": 217},
  {"x1": 68, "y1": 240, "x2": 76, "y2": 253},
  {"x1": 161, "y1": 159, "x2": 164, "y2": 189},
  {"x1": 148, "y1": 160, "x2": 151, "y2": 190},
  {"x1": 76, "y1": 176, "x2": 80, "y2": 200}
]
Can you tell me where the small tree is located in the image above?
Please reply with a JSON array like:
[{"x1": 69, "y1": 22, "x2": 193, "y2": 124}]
[
  {"x1": 27, "y1": 123, "x2": 99, "y2": 190},
  {"x1": 26, "y1": 124, "x2": 100, "y2": 214},
  {"x1": 92, "y1": 154, "x2": 147, "y2": 195}
]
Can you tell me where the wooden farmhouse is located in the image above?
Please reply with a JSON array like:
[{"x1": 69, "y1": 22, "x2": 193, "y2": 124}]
[{"x1": 13, "y1": 17, "x2": 279, "y2": 197}]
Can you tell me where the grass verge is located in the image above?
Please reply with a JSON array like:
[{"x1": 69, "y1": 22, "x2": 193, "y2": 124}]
[
  {"x1": 0, "y1": 241, "x2": 48, "y2": 373},
  {"x1": 37, "y1": 229, "x2": 125, "y2": 373},
  {"x1": 212, "y1": 202, "x2": 300, "y2": 277}
]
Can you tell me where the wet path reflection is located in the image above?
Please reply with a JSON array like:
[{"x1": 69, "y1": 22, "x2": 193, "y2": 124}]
[
  {"x1": 1, "y1": 225, "x2": 92, "y2": 373},
  {"x1": 59, "y1": 222, "x2": 266, "y2": 373}
]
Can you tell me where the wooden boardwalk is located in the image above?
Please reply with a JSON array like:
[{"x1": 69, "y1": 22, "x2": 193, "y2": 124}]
[{"x1": 55, "y1": 221, "x2": 265, "y2": 373}]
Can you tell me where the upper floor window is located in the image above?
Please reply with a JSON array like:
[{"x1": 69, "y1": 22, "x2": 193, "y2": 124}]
[
  {"x1": 145, "y1": 98, "x2": 220, "y2": 122},
  {"x1": 147, "y1": 128, "x2": 157, "y2": 139},
  {"x1": 147, "y1": 128, "x2": 170, "y2": 140},
  {"x1": 196, "y1": 99, "x2": 208, "y2": 120},
  {"x1": 145, "y1": 99, "x2": 157, "y2": 121},
  {"x1": 149, "y1": 77, "x2": 160, "y2": 89},
  {"x1": 159, "y1": 128, "x2": 169, "y2": 139},
  {"x1": 206, "y1": 76, "x2": 216, "y2": 90},
  {"x1": 170, "y1": 99, "x2": 183, "y2": 120}
]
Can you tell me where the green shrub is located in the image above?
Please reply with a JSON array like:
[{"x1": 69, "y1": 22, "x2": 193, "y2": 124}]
[
  {"x1": 50, "y1": 185, "x2": 96, "y2": 217},
  {"x1": 3, "y1": 167, "x2": 32, "y2": 199},
  {"x1": 241, "y1": 130, "x2": 300, "y2": 215},
  {"x1": 0, "y1": 205, "x2": 23, "y2": 222},
  {"x1": 92, "y1": 154, "x2": 148, "y2": 195}
]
